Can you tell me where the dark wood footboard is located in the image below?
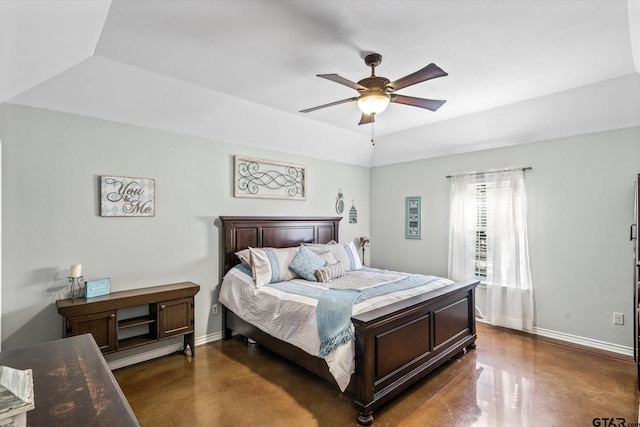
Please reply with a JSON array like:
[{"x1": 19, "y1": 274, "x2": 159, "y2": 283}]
[
  {"x1": 222, "y1": 279, "x2": 477, "y2": 425},
  {"x1": 218, "y1": 216, "x2": 479, "y2": 425},
  {"x1": 351, "y1": 279, "x2": 477, "y2": 425}
]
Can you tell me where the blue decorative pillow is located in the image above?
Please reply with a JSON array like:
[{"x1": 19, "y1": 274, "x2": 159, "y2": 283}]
[{"x1": 289, "y1": 244, "x2": 327, "y2": 281}]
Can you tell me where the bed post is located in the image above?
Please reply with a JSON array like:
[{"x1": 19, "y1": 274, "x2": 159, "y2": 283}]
[
  {"x1": 221, "y1": 305, "x2": 232, "y2": 340},
  {"x1": 353, "y1": 321, "x2": 375, "y2": 425}
]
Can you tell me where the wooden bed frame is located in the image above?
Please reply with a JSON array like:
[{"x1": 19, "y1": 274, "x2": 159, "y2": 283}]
[{"x1": 219, "y1": 216, "x2": 478, "y2": 425}]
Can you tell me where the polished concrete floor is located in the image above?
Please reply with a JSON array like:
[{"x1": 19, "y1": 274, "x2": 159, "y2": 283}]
[{"x1": 114, "y1": 323, "x2": 639, "y2": 426}]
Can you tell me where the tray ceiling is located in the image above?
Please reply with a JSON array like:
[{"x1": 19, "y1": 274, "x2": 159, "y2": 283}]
[{"x1": 2, "y1": 1, "x2": 639, "y2": 166}]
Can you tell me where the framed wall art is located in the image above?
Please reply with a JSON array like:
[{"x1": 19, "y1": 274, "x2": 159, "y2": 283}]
[
  {"x1": 100, "y1": 176, "x2": 155, "y2": 217},
  {"x1": 405, "y1": 196, "x2": 421, "y2": 239},
  {"x1": 234, "y1": 156, "x2": 306, "y2": 200}
]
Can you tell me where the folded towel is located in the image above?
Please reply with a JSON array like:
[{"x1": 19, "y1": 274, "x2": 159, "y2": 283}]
[{"x1": 317, "y1": 288, "x2": 361, "y2": 357}]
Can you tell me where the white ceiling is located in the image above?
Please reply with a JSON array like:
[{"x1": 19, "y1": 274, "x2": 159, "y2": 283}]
[{"x1": 2, "y1": 1, "x2": 639, "y2": 167}]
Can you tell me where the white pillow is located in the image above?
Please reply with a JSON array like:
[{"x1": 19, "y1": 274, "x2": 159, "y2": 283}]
[
  {"x1": 249, "y1": 247, "x2": 300, "y2": 287},
  {"x1": 345, "y1": 241, "x2": 363, "y2": 270},
  {"x1": 308, "y1": 242, "x2": 362, "y2": 271},
  {"x1": 317, "y1": 251, "x2": 337, "y2": 265},
  {"x1": 235, "y1": 249, "x2": 252, "y2": 268}
]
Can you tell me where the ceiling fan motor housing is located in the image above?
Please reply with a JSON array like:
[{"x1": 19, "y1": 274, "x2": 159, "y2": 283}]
[{"x1": 357, "y1": 76, "x2": 390, "y2": 92}]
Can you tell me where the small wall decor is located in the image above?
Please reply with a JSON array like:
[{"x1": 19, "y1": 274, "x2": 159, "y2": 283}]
[
  {"x1": 100, "y1": 176, "x2": 155, "y2": 217},
  {"x1": 349, "y1": 200, "x2": 358, "y2": 224},
  {"x1": 85, "y1": 278, "x2": 111, "y2": 299},
  {"x1": 234, "y1": 156, "x2": 306, "y2": 200},
  {"x1": 405, "y1": 196, "x2": 421, "y2": 239},
  {"x1": 335, "y1": 188, "x2": 344, "y2": 214}
]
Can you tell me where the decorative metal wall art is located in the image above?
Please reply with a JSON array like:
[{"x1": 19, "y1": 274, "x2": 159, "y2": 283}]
[
  {"x1": 405, "y1": 196, "x2": 421, "y2": 239},
  {"x1": 349, "y1": 200, "x2": 358, "y2": 224},
  {"x1": 100, "y1": 176, "x2": 155, "y2": 217},
  {"x1": 234, "y1": 156, "x2": 306, "y2": 200}
]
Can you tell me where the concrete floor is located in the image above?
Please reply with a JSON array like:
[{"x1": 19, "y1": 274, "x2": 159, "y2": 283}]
[{"x1": 114, "y1": 323, "x2": 639, "y2": 426}]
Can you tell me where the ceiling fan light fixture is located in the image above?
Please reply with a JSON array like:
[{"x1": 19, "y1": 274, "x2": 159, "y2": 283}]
[
  {"x1": 357, "y1": 92, "x2": 391, "y2": 115},
  {"x1": 301, "y1": 53, "x2": 448, "y2": 125}
]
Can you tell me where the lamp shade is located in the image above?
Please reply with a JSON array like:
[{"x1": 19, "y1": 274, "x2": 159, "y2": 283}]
[{"x1": 357, "y1": 92, "x2": 391, "y2": 115}]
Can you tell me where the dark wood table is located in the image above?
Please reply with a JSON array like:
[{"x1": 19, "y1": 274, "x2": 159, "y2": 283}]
[{"x1": 0, "y1": 334, "x2": 139, "y2": 426}]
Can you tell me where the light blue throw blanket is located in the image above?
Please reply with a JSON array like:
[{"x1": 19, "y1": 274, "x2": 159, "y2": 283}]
[
  {"x1": 317, "y1": 289, "x2": 362, "y2": 357},
  {"x1": 235, "y1": 265, "x2": 448, "y2": 358}
]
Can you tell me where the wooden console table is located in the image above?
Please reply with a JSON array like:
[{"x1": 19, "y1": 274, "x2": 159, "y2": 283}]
[
  {"x1": 56, "y1": 282, "x2": 200, "y2": 357},
  {"x1": 0, "y1": 334, "x2": 139, "y2": 426}
]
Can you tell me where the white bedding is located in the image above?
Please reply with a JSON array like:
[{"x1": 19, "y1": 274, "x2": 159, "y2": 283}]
[{"x1": 218, "y1": 265, "x2": 453, "y2": 391}]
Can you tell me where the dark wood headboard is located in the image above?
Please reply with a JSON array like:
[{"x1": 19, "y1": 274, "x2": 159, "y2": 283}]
[{"x1": 219, "y1": 216, "x2": 342, "y2": 274}]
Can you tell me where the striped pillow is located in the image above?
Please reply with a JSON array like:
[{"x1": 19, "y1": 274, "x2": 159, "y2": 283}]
[{"x1": 314, "y1": 262, "x2": 345, "y2": 283}]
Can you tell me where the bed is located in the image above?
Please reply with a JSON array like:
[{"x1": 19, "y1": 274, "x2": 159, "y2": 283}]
[{"x1": 218, "y1": 216, "x2": 479, "y2": 425}]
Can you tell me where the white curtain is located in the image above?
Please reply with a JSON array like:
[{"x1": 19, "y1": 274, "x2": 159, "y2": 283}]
[
  {"x1": 448, "y1": 169, "x2": 534, "y2": 332},
  {"x1": 448, "y1": 173, "x2": 477, "y2": 281}
]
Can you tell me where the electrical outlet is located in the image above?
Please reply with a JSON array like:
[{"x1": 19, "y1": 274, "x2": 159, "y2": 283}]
[
  {"x1": 211, "y1": 304, "x2": 218, "y2": 316},
  {"x1": 613, "y1": 312, "x2": 624, "y2": 325}
]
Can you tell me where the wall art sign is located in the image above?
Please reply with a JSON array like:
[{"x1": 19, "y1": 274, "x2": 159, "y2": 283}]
[
  {"x1": 85, "y1": 278, "x2": 111, "y2": 298},
  {"x1": 100, "y1": 176, "x2": 155, "y2": 217},
  {"x1": 405, "y1": 196, "x2": 421, "y2": 239},
  {"x1": 234, "y1": 156, "x2": 306, "y2": 200}
]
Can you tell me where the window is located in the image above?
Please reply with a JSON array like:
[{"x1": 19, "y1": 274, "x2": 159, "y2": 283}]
[
  {"x1": 448, "y1": 169, "x2": 534, "y2": 331},
  {"x1": 474, "y1": 182, "x2": 487, "y2": 280}
]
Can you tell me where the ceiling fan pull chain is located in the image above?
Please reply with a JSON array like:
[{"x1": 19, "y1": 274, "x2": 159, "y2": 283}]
[{"x1": 371, "y1": 122, "x2": 375, "y2": 145}]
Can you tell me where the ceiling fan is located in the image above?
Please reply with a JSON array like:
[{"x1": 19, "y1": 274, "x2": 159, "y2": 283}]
[{"x1": 300, "y1": 53, "x2": 448, "y2": 125}]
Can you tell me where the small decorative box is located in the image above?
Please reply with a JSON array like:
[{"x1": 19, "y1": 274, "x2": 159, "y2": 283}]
[{"x1": 85, "y1": 278, "x2": 111, "y2": 298}]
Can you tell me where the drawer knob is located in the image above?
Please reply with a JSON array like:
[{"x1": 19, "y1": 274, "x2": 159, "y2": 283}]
[{"x1": 160, "y1": 304, "x2": 166, "y2": 310}]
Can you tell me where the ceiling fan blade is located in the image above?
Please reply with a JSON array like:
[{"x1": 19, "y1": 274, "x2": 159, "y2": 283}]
[
  {"x1": 318, "y1": 74, "x2": 367, "y2": 91},
  {"x1": 300, "y1": 97, "x2": 358, "y2": 113},
  {"x1": 358, "y1": 113, "x2": 375, "y2": 125},
  {"x1": 391, "y1": 94, "x2": 446, "y2": 111},
  {"x1": 386, "y1": 63, "x2": 448, "y2": 92}
]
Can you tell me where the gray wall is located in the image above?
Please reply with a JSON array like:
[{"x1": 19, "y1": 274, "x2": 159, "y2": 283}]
[
  {"x1": 370, "y1": 126, "x2": 640, "y2": 349},
  {"x1": 0, "y1": 104, "x2": 370, "y2": 350},
  {"x1": 2, "y1": 102, "x2": 638, "y2": 355}
]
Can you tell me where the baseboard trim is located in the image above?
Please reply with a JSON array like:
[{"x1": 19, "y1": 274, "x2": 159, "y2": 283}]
[
  {"x1": 107, "y1": 343, "x2": 183, "y2": 370},
  {"x1": 196, "y1": 331, "x2": 222, "y2": 346},
  {"x1": 532, "y1": 326, "x2": 633, "y2": 361},
  {"x1": 477, "y1": 318, "x2": 634, "y2": 361},
  {"x1": 107, "y1": 332, "x2": 223, "y2": 371}
]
